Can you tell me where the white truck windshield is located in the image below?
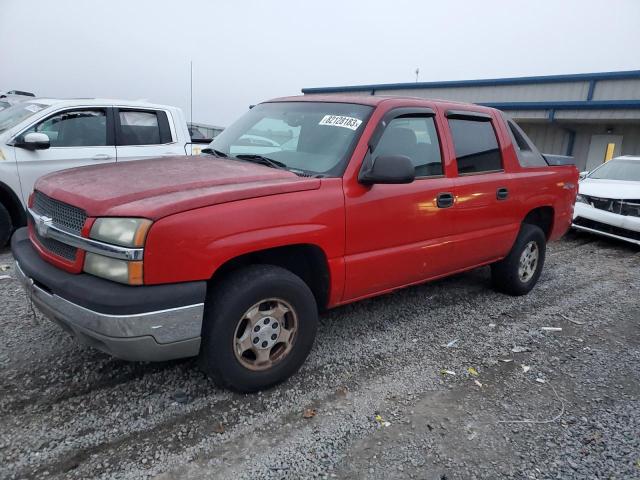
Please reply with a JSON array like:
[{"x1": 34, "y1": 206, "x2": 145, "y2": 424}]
[{"x1": 0, "y1": 102, "x2": 47, "y2": 133}]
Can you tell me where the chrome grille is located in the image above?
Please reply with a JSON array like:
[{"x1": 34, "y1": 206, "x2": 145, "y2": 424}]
[
  {"x1": 31, "y1": 190, "x2": 86, "y2": 261},
  {"x1": 32, "y1": 191, "x2": 87, "y2": 234},
  {"x1": 583, "y1": 195, "x2": 640, "y2": 218},
  {"x1": 620, "y1": 200, "x2": 640, "y2": 217},
  {"x1": 33, "y1": 227, "x2": 78, "y2": 261}
]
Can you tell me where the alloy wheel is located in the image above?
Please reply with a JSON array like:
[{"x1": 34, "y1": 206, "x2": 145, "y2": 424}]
[{"x1": 518, "y1": 241, "x2": 539, "y2": 282}]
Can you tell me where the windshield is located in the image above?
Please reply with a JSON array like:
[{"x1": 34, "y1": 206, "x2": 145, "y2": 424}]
[
  {"x1": 208, "y1": 102, "x2": 372, "y2": 176},
  {"x1": 0, "y1": 102, "x2": 47, "y2": 133},
  {"x1": 589, "y1": 159, "x2": 640, "y2": 182}
]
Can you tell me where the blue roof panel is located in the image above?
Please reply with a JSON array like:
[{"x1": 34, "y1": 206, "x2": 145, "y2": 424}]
[{"x1": 302, "y1": 70, "x2": 640, "y2": 94}]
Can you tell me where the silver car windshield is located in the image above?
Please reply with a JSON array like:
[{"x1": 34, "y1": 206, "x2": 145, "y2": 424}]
[
  {"x1": 0, "y1": 102, "x2": 47, "y2": 133},
  {"x1": 208, "y1": 102, "x2": 372, "y2": 177},
  {"x1": 589, "y1": 159, "x2": 640, "y2": 182}
]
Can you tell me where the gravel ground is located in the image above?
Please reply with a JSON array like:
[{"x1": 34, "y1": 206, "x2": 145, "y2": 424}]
[{"x1": 1, "y1": 230, "x2": 639, "y2": 480}]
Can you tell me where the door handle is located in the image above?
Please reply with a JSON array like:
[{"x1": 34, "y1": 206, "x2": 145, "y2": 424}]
[
  {"x1": 92, "y1": 154, "x2": 112, "y2": 160},
  {"x1": 496, "y1": 187, "x2": 509, "y2": 200},
  {"x1": 436, "y1": 192, "x2": 455, "y2": 208}
]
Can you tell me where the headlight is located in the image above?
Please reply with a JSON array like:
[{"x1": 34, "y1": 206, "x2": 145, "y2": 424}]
[
  {"x1": 90, "y1": 218, "x2": 152, "y2": 247},
  {"x1": 575, "y1": 194, "x2": 589, "y2": 205},
  {"x1": 83, "y1": 252, "x2": 143, "y2": 285}
]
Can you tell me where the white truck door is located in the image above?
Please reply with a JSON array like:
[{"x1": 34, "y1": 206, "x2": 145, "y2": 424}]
[
  {"x1": 114, "y1": 108, "x2": 183, "y2": 162},
  {"x1": 13, "y1": 108, "x2": 116, "y2": 204}
]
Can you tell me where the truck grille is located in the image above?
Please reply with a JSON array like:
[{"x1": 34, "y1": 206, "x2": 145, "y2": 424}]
[
  {"x1": 33, "y1": 228, "x2": 78, "y2": 261},
  {"x1": 31, "y1": 191, "x2": 87, "y2": 262},
  {"x1": 32, "y1": 190, "x2": 87, "y2": 234},
  {"x1": 582, "y1": 195, "x2": 640, "y2": 218}
]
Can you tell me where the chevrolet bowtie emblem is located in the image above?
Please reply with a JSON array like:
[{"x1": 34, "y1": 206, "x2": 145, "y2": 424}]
[{"x1": 35, "y1": 215, "x2": 53, "y2": 238}]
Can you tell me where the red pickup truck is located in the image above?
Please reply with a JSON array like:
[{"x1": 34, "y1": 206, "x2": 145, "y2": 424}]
[{"x1": 12, "y1": 95, "x2": 578, "y2": 392}]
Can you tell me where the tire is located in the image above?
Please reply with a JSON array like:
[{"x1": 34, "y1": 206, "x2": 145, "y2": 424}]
[
  {"x1": 491, "y1": 223, "x2": 546, "y2": 296},
  {"x1": 0, "y1": 203, "x2": 12, "y2": 248},
  {"x1": 199, "y1": 264, "x2": 318, "y2": 392}
]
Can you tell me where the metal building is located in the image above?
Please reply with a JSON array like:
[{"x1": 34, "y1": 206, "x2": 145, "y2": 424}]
[
  {"x1": 302, "y1": 70, "x2": 640, "y2": 171},
  {"x1": 187, "y1": 122, "x2": 224, "y2": 140}
]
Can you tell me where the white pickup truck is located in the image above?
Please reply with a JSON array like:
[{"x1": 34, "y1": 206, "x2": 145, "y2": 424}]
[{"x1": 0, "y1": 98, "x2": 199, "y2": 245}]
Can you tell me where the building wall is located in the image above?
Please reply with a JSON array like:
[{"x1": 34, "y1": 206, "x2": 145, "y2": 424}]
[
  {"x1": 374, "y1": 81, "x2": 591, "y2": 103},
  {"x1": 519, "y1": 123, "x2": 571, "y2": 157},
  {"x1": 593, "y1": 79, "x2": 640, "y2": 100},
  {"x1": 518, "y1": 122, "x2": 640, "y2": 170},
  {"x1": 572, "y1": 123, "x2": 640, "y2": 165}
]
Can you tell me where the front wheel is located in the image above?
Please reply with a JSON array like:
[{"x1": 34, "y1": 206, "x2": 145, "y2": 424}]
[
  {"x1": 199, "y1": 265, "x2": 318, "y2": 392},
  {"x1": 491, "y1": 223, "x2": 546, "y2": 296}
]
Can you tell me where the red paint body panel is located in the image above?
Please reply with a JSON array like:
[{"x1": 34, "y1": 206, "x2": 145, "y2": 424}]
[
  {"x1": 35, "y1": 156, "x2": 318, "y2": 219},
  {"x1": 29, "y1": 96, "x2": 578, "y2": 309},
  {"x1": 143, "y1": 179, "x2": 345, "y2": 285}
]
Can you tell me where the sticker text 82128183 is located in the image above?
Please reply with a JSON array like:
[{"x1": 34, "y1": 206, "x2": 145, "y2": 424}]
[{"x1": 318, "y1": 115, "x2": 363, "y2": 131}]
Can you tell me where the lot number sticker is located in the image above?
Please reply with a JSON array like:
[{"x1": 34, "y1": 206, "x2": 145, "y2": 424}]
[{"x1": 319, "y1": 115, "x2": 362, "y2": 131}]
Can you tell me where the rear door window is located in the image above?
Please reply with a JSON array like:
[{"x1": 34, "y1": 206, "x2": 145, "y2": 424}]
[
  {"x1": 117, "y1": 110, "x2": 172, "y2": 145},
  {"x1": 448, "y1": 118, "x2": 502, "y2": 174}
]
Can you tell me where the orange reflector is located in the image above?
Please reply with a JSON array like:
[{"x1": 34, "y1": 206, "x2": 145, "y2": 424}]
[
  {"x1": 128, "y1": 261, "x2": 144, "y2": 285},
  {"x1": 133, "y1": 220, "x2": 153, "y2": 247}
]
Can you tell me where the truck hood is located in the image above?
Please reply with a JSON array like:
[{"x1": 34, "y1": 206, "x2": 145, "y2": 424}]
[
  {"x1": 35, "y1": 156, "x2": 321, "y2": 218},
  {"x1": 579, "y1": 178, "x2": 640, "y2": 200}
]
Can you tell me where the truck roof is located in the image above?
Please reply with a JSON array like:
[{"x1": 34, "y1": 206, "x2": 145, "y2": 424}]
[
  {"x1": 24, "y1": 98, "x2": 179, "y2": 110},
  {"x1": 268, "y1": 94, "x2": 496, "y2": 113}
]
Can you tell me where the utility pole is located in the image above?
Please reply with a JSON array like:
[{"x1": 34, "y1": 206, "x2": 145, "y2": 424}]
[
  {"x1": 190, "y1": 60, "x2": 193, "y2": 127},
  {"x1": 415, "y1": 67, "x2": 420, "y2": 83}
]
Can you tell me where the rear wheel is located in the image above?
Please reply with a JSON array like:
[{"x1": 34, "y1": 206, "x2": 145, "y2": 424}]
[
  {"x1": 491, "y1": 223, "x2": 546, "y2": 296},
  {"x1": 0, "y1": 203, "x2": 12, "y2": 247},
  {"x1": 199, "y1": 265, "x2": 318, "y2": 392}
]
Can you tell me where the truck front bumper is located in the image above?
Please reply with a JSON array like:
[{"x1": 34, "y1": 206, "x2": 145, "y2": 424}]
[{"x1": 11, "y1": 228, "x2": 206, "y2": 361}]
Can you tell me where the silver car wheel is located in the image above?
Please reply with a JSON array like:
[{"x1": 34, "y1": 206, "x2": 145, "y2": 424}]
[{"x1": 518, "y1": 241, "x2": 539, "y2": 282}]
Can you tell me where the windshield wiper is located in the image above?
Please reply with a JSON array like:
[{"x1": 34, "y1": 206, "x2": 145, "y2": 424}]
[
  {"x1": 201, "y1": 147, "x2": 228, "y2": 158},
  {"x1": 234, "y1": 154, "x2": 288, "y2": 170}
]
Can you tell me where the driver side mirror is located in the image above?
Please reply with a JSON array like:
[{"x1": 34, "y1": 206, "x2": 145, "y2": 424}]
[
  {"x1": 579, "y1": 171, "x2": 589, "y2": 180},
  {"x1": 359, "y1": 154, "x2": 415, "y2": 185},
  {"x1": 15, "y1": 132, "x2": 50, "y2": 151}
]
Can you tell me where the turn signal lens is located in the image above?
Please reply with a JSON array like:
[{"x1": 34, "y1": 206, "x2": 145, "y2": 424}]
[{"x1": 127, "y1": 261, "x2": 144, "y2": 285}]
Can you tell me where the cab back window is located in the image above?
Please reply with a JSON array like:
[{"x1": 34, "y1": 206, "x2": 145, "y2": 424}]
[{"x1": 507, "y1": 120, "x2": 548, "y2": 167}]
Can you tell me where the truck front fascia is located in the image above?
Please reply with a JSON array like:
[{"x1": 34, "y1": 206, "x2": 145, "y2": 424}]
[
  {"x1": 28, "y1": 208, "x2": 143, "y2": 261},
  {"x1": 11, "y1": 228, "x2": 206, "y2": 361}
]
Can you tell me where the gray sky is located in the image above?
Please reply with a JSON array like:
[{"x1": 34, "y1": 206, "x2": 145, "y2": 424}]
[{"x1": 2, "y1": 0, "x2": 639, "y2": 126}]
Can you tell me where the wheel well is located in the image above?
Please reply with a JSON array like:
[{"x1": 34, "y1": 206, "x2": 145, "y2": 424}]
[
  {"x1": 209, "y1": 244, "x2": 330, "y2": 310},
  {"x1": 523, "y1": 206, "x2": 554, "y2": 239},
  {"x1": 0, "y1": 182, "x2": 26, "y2": 229}
]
